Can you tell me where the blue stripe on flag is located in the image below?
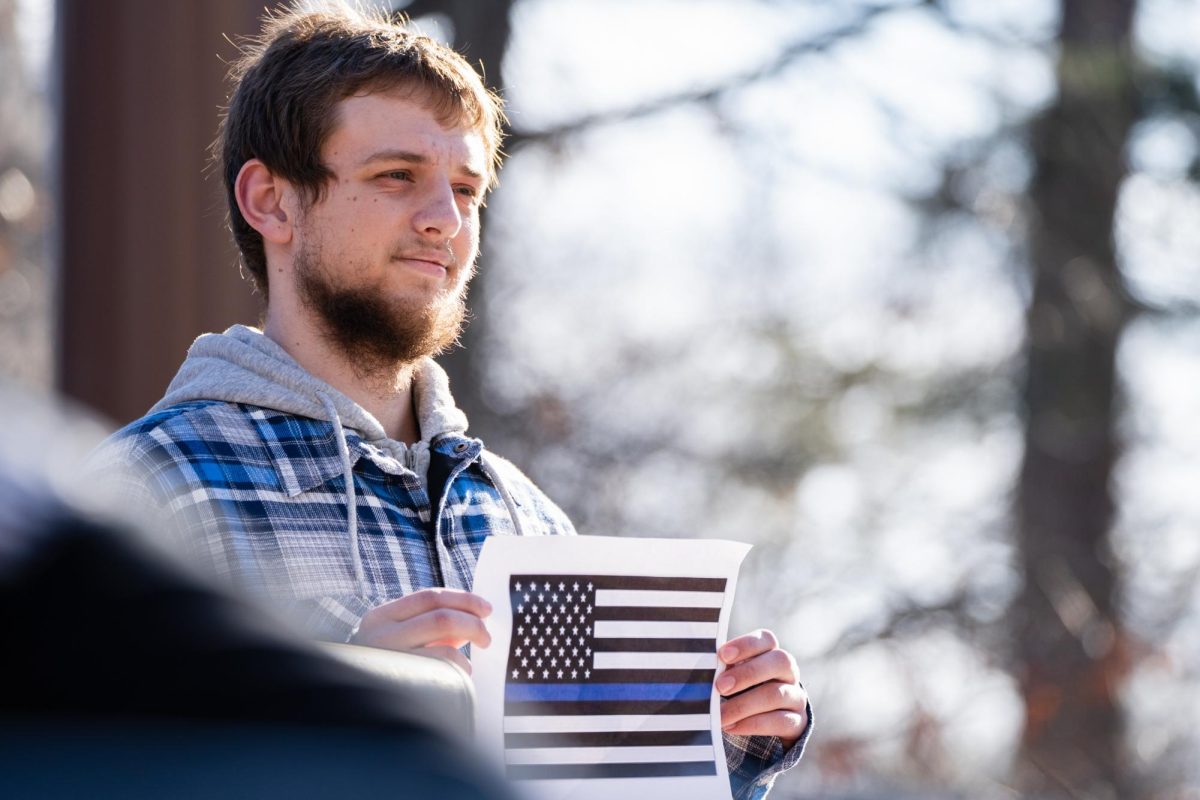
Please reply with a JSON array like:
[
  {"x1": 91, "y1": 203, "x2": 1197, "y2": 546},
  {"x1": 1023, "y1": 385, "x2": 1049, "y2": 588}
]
[{"x1": 504, "y1": 682, "x2": 711, "y2": 703}]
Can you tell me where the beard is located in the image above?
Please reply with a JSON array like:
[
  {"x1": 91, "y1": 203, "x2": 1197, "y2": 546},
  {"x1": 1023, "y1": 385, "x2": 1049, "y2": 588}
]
[{"x1": 294, "y1": 238, "x2": 472, "y2": 378}]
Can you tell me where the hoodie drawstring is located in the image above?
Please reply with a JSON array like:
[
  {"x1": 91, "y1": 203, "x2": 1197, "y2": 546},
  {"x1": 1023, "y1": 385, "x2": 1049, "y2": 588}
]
[
  {"x1": 322, "y1": 394, "x2": 528, "y2": 596},
  {"x1": 319, "y1": 393, "x2": 368, "y2": 597},
  {"x1": 479, "y1": 455, "x2": 527, "y2": 539}
]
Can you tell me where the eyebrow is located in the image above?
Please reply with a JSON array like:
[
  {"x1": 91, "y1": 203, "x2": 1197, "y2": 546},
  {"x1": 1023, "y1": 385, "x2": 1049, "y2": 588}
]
[{"x1": 360, "y1": 149, "x2": 484, "y2": 180}]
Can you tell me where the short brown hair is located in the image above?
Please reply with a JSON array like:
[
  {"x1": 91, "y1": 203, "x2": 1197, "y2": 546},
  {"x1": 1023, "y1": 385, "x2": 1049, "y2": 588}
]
[{"x1": 216, "y1": 3, "x2": 506, "y2": 297}]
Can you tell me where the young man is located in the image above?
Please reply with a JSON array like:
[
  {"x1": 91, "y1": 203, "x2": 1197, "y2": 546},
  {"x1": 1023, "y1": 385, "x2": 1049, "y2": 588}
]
[{"x1": 97, "y1": 5, "x2": 810, "y2": 798}]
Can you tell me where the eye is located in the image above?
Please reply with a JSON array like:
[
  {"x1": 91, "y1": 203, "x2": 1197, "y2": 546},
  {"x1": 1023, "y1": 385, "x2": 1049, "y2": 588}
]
[
  {"x1": 454, "y1": 184, "x2": 481, "y2": 202},
  {"x1": 381, "y1": 170, "x2": 413, "y2": 182}
]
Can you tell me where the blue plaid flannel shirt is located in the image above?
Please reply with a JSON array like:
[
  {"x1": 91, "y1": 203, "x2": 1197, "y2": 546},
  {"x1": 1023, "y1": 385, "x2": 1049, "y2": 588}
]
[{"x1": 98, "y1": 399, "x2": 806, "y2": 798}]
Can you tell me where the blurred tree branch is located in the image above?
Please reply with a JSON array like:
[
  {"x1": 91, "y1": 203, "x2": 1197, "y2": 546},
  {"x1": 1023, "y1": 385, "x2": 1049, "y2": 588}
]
[
  {"x1": 509, "y1": 1, "x2": 920, "y2": 147},
  {"x1": 823, "y1": 589, "x2": 977, "y2": 658}
]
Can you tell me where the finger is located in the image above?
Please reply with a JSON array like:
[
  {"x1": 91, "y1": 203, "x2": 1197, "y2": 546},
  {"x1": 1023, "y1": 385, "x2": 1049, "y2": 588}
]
[
  {"x1": 397, "y1": 607, "x2": 492, "y2": 649},
  {"x1": 715, "y1": 648, "x2": 799, "y2": 696},
  {"x1": 355, "y1": 607, "x2": 492, "y2": 651},
  {"x1": 417, "y1": 645, "x2": 473, "y2": 675},
  {"x1": 720, "y1": 681, "x2": 808, "y2": 731},
  {"x1": 426, "y1": 635, "x2": 487, "y2": 649},
  {"x1": 719, "y1": 629, "x2": 779, "y2": 666},
  {"x1": 367, "y1": 588, "x2": 493, "y2": 624},
  {"x1": 721, "y1": 708, "x2": 810, "y2": 742}
]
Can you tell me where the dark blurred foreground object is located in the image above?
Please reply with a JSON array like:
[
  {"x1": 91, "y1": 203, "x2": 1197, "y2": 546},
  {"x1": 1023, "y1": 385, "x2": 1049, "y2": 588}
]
[{"x1": 0, "y1": 468, "x2": 513, "y2": 799}]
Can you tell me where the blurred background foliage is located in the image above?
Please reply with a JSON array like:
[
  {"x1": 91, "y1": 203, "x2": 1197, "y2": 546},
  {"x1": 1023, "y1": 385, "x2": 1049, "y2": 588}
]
[
  {"x1": 3, "y1": 0, "x2": 1200, "y2": 797},
  {"x1": 0, "y1": 0, "x2": 51, "y2": 388}
]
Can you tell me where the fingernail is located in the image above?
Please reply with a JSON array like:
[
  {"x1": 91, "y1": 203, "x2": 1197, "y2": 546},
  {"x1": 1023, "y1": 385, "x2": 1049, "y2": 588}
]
[
  {"x1": 716, "y1": 675, "x2": 735, "y2": 694},
  {"x1": 720, "y1": 645, "x2": 738, "y2": 662}
]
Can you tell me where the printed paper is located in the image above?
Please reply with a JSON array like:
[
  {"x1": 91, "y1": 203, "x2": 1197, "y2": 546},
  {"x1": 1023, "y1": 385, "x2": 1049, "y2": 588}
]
[{"x1": 472, "y1": 535, "x2": 751, "y2": 800}]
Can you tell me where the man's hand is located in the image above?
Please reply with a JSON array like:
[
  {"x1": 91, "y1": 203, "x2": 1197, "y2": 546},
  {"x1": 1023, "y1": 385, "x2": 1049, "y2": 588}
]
[
  {"x1": 350, "y1": 588, "x2": 492, "y2": 674},
  {"x1": 716, "y1": 629, "x2": 809, "y2": 748}
]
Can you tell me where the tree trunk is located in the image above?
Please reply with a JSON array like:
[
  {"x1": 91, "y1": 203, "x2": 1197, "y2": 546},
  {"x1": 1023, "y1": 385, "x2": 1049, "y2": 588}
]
[{"x1": 1014, "y1": 0, "x2": 1137, "y2": 796}]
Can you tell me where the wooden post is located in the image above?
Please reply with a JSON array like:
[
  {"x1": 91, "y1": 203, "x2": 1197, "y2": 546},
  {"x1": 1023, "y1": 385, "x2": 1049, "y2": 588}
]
[{"x1": 58, "y1": 0, "x2": 263, "y2": 424}]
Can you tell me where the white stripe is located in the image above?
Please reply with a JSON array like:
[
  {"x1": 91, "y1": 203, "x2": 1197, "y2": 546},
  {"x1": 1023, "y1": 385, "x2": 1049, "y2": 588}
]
[
  {"x1": 595, "y1": 620, "x2": 719, "y2": 639},
  {"x1": 504, "y1": 715, "x2": 710, "y2": 734},
  {"x1": 506, "y1": 746, "x2": 714, "y2": 765},
  {"x1": 593, "y1": 651, "x2": 718, "y2": 670},
  {"x1": 595, "y1": 590, "x2": 724, "y2": 608}
]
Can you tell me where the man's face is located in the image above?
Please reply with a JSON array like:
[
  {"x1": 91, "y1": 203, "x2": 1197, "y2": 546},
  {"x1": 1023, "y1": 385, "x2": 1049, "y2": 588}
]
[{"x1": 290, "y1": 91, "x2": 487, "y2": 371}]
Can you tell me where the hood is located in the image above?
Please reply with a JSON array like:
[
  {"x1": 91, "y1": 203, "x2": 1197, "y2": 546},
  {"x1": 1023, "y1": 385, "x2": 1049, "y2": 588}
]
[{"x1": 151, "y1": 324, "x2": 469, "y2": 447}]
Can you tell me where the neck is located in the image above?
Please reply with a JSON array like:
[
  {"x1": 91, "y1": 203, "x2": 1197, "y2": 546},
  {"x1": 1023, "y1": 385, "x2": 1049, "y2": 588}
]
[{"x1": 263, "y1": 307, "x2": 421, "y2": 444}]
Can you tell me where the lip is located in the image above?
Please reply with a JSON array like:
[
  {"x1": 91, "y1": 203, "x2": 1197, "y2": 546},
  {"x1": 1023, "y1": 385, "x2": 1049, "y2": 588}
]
[{"x1": 393, "y1": 255, "x2": 450, "y2": 277}]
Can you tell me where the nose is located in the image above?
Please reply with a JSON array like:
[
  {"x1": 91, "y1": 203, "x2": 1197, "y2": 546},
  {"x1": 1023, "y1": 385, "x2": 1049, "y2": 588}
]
[{"x1": 412, "y1": 182, "x2": 462, "y2": 239}]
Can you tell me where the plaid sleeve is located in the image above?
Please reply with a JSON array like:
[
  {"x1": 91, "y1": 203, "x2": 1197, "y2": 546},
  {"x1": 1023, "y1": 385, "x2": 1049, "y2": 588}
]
[
  {"x1": 276, "y1": 595, "x2": 375, "y2": 643},
  {"x1": 724, "y1": 698, "x2": 814, "y2": 800},
  {"x1": 83, "y1": 426, "x2": 193, "y2": 554}
]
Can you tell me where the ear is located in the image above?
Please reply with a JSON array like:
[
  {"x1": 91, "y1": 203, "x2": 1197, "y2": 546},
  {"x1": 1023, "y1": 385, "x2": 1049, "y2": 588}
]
[{"x1": 234, "y1": 159, "x2": 295, "y2": 245}]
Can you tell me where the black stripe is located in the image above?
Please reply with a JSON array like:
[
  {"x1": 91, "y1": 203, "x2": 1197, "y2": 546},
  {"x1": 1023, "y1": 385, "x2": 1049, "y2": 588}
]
[
  {"x1": 507, "y1": 761, "x2": 717, "y2": 781},
  {"x1": 593, "y1": 606, "x2": 720, "y2": 622},
  {"x1": 589, "y1": 669, "x2": 715, "y2": 684},
  {"x1": 511, "y1": 576, "x2": 726, "y2": 593},
  {"x1": 506, "y1": 730, "x2": 712, "y2": 749},
  {"x1": 593, "y1": 638, "x2": 714, "y2": 653},
  {"x1": 504, "y1": 699, "x2": 710, "y2": 716},
  {"x1": 589, "y1": 576, "x2": 726, "y2": 592}
]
